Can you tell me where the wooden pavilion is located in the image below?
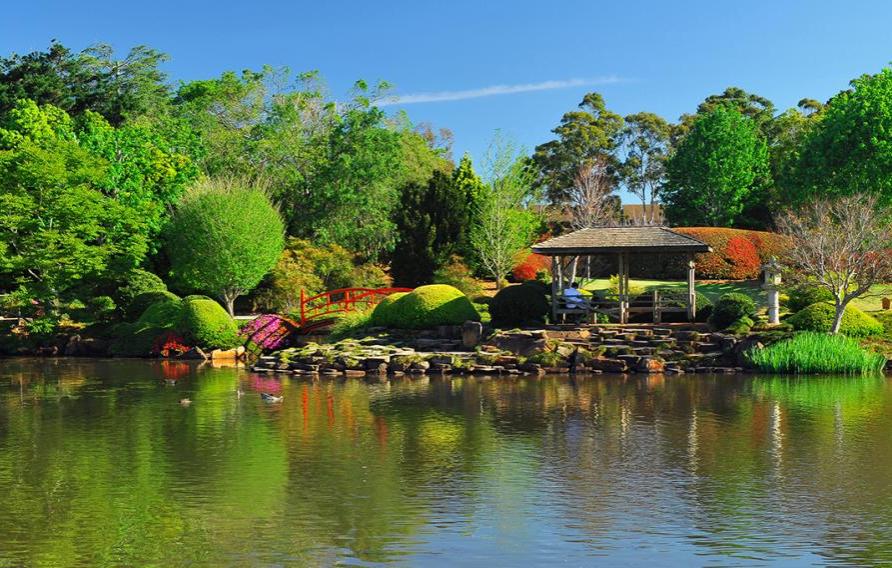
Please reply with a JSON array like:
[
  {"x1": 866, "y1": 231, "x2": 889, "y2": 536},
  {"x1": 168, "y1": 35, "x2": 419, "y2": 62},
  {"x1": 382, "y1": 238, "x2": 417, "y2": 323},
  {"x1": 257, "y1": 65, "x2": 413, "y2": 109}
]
[{"x1": 532, "y1": 227, "x2": 712, "y2": 324}]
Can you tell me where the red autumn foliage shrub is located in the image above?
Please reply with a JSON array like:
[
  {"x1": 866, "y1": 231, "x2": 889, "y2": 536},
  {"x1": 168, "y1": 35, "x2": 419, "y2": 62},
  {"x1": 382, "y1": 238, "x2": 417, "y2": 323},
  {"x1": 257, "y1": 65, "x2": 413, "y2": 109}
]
[
  {"x1": 512, "y1": 253, "x2": 550, "y2": 281},
  {"x1": 674, "y1": 228, "x2": 790, "y2": 280},
  {"x1": 152, "y1": 331, "x2": 191, "y2": 357},
  {"x1": 725, "y1": 236, "x2": 761, "y2": 279}
]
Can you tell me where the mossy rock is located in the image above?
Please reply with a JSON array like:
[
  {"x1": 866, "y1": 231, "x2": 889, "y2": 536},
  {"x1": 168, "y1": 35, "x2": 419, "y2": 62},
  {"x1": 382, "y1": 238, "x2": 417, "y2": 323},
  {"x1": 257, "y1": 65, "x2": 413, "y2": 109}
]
[
  {"x1": 370, "y1": 285, "x2": 479, "y2": 329},
  {"x1": 787, "y1": 302, "x2": 883, "y2": 337},
  {"x1": 179, "y1": 297, "x2": 239, "y2": 349}
]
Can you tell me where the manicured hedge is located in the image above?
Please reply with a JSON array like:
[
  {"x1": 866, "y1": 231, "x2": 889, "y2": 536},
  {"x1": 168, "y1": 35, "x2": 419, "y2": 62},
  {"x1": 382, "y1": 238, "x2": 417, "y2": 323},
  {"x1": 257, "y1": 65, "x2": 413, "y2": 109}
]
[
  {"x1": 370, "y1": 292, "x2": 410, "y2": 327},
  {"x1": 786, "y1": 285, "x2": 834, "y2": 313},
  {"x1": 117, "y1": 269, "x2": 168, "y2": 316},
  {"x1": 370, "y1": 285, "x2": 479, "y2": 329},
  {"x1": 137, "y1": 295, "x2": 184, "y2": 327},
  {"x1": 126, "y1": 290, "x2": 180, "y2": 322},
  {"x1": 710, "y1": 292, "x2": 756, "y2": 328},
  {"x1": 675, "y1": 227, "x2": 789, "y2": 280},
  {"x1": 179, "y1": 297, "x2": 240, "y2": 349},
  {"x1": 490, "y1": 282, "x2": 550, "y2": 327},
  {"x1": 787, "y1": 302, "x2": 883, "y2": 337}
]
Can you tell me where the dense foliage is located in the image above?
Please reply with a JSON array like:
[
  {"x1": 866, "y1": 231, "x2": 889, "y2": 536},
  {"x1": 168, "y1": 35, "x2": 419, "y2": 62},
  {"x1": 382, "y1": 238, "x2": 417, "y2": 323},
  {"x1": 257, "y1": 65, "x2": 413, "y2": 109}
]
[
  {"x1": 165, "y1": 177, "x2": 285, "y2": 315},
  {"x1": 490, "y1": 283, "x2": 550, "y2": 327},
  {"x1": 746, "y1": 332, "x2": 886, "y2": 375},
  {"x1": 663, "y1": 106, "x2": 769, "y2": 227},
  {"x1": 674, "y1": 228, "x2": 789, "y2": 279},
  {"x1": 787, "y1": 302, "x2": 883, "y2": 337},
  {"x1": 786, "y1": 285, "x2": 835, "y2": 314},
  {"x1": 252, "y1": 238, "x2": 390, "y2": 314},
  {"x1": 709, "y1": 293, "x2": 756, "y2": 328}
]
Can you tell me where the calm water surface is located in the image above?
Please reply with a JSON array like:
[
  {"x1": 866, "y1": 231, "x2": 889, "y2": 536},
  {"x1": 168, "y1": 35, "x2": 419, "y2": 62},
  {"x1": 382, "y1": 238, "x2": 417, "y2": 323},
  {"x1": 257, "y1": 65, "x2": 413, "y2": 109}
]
[{"x1": 1, "y1": 358, "x2": 892, "y2": 567}]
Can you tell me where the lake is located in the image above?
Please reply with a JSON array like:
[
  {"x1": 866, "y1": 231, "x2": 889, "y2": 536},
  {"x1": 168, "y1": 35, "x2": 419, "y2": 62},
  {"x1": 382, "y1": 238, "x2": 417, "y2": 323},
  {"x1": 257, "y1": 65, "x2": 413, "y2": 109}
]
[{"x1": 1, "y1": 358, "x2": 891, "y2": 566}]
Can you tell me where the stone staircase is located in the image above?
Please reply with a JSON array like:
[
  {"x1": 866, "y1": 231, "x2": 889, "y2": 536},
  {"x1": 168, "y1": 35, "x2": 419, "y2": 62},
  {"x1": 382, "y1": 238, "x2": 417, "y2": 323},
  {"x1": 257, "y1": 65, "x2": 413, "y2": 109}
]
[{"x1": 546, "y1": 324, "x2": 740, "y2": 374}]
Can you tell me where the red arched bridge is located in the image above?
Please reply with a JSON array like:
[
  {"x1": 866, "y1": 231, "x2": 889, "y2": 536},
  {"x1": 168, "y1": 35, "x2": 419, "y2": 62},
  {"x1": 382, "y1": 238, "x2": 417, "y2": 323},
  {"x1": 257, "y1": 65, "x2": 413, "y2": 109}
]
[
  {"x1": 242, "y1": 287, "x2": 411, "y2": 354},
  {"x1": 298, "y1": 287, "x2": 412, "y2": 333}
]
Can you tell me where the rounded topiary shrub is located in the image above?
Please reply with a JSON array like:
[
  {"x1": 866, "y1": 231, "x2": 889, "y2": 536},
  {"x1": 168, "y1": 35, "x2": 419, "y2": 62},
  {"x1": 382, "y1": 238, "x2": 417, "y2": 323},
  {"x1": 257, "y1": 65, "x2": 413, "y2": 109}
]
[
  {"x1": 490, "y1": 283, "x2": 549, "y2": 327},
  {"x1": 787, "y1": 302, "x2": 883, "y2": 337},
  {"x1": 787, "y1": 285, "x2": 834, "y2": 313},
  {"x1": 118, "y1": 269, "x2": 168, "y2": 317},
  {"x1": 709, "y1": 292, "x2": 756, "y2": 329},
  {"x1": 137, "y1": 295, "x2": 184, "y2": 328},
  {"x1": 128, "y1": 290, "x2": 181, "y2": 322},
  {"x1": 179, "y1": 297, "x2": 240, "y2": 349},
  {"x1": 370, "y1": 292, "x2": 409, "y2": 327},
  {"x1": 372, "y1": 285, "x2": 479, "y2": 329}
]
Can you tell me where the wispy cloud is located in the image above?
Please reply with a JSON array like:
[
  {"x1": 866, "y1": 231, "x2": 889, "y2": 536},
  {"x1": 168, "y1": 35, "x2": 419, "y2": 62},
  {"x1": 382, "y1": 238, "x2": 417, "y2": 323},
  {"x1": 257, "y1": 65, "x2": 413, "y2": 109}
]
[{"x1": 376, "y1": 76, "x2": 625, "y2": 106}]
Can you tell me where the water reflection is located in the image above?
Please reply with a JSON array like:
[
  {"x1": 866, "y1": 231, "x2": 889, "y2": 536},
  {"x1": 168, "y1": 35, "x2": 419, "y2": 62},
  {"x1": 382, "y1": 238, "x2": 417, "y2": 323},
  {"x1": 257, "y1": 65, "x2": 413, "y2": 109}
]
[{"x1": 1, "y1": 359, "x2": 891, "y2": 566}]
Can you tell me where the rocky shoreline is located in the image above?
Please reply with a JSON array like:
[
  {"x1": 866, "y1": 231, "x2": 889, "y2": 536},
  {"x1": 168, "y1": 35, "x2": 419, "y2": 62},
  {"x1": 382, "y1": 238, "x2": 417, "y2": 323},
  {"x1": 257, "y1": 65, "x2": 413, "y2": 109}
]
[{"x1": 251, "y1": 323, "x2": 772, "y2": 377}]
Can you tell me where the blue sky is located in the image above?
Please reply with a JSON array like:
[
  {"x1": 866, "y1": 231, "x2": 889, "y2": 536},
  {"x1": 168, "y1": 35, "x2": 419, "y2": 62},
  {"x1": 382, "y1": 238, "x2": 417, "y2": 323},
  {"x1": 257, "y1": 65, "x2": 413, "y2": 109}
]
[{"x1": 3, "y1": 0, "x2": 891, "y2": 200}]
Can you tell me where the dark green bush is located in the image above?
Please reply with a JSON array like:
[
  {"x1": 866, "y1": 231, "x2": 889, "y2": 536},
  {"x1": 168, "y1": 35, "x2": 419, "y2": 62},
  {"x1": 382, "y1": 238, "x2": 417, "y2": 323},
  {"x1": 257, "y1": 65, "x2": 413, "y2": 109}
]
[
  {"x1": 118, "y1": 269, "x2": 168, "y2": 314},
  {"x1": 787, "y1": 285, "x2": 834, "y2": 313},
  {"x1": 370, "y1": 285, "x2": 479, "y2": 329},
  {"x1": 137, "y1": 296, "x2": 184, "y2": 328},
  {"x1": 659, "y1": 290, "x2": 713, "y2": 323},
  {"x1": 127, "y1": 290, "x2": 180, "y2": 322},
  {"x1": 709, "y1": 292, "x2": 756, "y2": 328},
  {"x1": 179, "y1": 297, "x2": 239, "y2": 349},
  {"x1": 490, "y1": 283, "x2": 549, "y2": 327},
  {"x1": 108, "y1": 322, "x2": 166, "y2": 357},
  {"x1": 787, "y1": 302, "x2": 883, "y2": 337},
  {"x1": 726, "y1": 315, "x2": 754, "y2": 335}
]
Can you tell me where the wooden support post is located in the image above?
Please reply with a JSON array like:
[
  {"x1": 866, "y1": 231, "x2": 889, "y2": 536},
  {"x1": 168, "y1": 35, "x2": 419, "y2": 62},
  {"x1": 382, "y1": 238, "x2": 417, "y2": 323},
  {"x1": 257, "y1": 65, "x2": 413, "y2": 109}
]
[
  {"x1": 551, "y1": 256, "x2": 560, "y2": 322},
  {"x1": 653, "y1": 290, "x2": 661, "y2": 323},
  {"x1": 617, "y1": 252, "x2": 628, "y2": 324},
  {"x1": 687, "y1": 255, "x2": 696, "y2": 321}
]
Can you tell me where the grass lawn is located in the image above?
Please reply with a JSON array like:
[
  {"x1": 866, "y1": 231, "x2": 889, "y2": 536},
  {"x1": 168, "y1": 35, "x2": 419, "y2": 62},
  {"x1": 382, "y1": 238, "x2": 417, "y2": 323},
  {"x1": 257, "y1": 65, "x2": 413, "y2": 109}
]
[{"x1": 579, "y1": 278, "x2": 764, "y2": 304}]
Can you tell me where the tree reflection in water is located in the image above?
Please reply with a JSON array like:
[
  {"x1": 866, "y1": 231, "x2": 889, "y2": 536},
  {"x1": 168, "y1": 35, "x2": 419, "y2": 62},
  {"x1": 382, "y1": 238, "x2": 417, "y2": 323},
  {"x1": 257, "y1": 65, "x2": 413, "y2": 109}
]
[{"x1": 0, "y1": 360, "x2": 890, "y2": 566}]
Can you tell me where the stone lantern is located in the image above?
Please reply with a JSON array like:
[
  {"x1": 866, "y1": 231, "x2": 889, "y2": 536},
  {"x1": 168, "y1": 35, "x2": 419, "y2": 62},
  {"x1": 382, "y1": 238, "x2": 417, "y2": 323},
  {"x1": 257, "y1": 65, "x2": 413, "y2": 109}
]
[{"x1": 762, "y1": 257, "x2": 782, "y2": 324}]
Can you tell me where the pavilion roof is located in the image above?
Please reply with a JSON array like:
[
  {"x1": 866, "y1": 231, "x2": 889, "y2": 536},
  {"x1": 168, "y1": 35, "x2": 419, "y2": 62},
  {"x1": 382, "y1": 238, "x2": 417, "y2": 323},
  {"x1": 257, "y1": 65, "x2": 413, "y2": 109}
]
[{"x1": 532, "y1": 226, "x2": 712, "y2": 255}]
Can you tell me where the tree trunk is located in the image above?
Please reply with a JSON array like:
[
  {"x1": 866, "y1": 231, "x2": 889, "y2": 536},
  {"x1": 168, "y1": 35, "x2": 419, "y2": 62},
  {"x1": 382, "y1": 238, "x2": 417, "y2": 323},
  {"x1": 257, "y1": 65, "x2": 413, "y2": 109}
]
[
  {"x1": 830, "y1": 303, "x2": 846, "y2": 334},
  {"x1": 222, "y1": 293, "x2": 237, "y2": 317}
]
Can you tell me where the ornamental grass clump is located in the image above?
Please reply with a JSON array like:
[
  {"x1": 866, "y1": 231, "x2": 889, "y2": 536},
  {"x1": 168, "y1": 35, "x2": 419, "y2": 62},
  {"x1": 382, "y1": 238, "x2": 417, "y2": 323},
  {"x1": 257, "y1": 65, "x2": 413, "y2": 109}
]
[{"x1": 745, "y1": 332, "x2": 886, "y2": 375}]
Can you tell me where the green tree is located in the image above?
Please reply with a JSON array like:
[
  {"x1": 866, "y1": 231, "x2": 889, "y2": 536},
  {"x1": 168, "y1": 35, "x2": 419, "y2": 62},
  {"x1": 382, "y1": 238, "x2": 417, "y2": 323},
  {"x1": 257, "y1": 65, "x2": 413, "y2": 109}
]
[
  {"x1": 532, "y1": 92, "x2": 623, "y2": 204},
  {"x1": 452, "y1": 153, "x2": 486, "y2": 260},
  {"x1": 788, "y1": 68, "x2": 892, "y2": 206},
  {"x1": 769, "y1": 98, "x2": 824, "y2": 201},
  {"x1": 676, "y1": 87, "x2": 776, "y2": 141},
  {"x1": 391, "y1": 171, "x2": 469, "y2": 286},
  {"x1": 0, "y1": 100, "x2": 148, "y2": 306},
  {"x1": 76, "y1": 111, "x2": 201, "y2": 242},
  {"x1": 618, "y1": 112, "x2": 671, "y2": 224},
  {"x1": 472, "y1": 137, "x2": 541, "y2": 288},
  {"x1": 663, "y1": 106, "x2": 769, "y2": 227},
  {"x1": 0, "y1": 41, "x2": 171, "y2": 125},
  {"x1": 165, "y1": 177, "x2": 284, "y2": 315}
]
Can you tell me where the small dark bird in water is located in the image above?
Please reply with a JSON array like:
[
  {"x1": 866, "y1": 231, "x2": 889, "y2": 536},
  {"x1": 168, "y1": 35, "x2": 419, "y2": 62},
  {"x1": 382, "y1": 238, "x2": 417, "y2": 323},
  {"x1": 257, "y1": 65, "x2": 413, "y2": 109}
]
[
  {"x1": 179, "y1": 398, "x2": 192, "y2": 406},
  {"x1": 261, "y1": 392, "x2": 283, "y2": 403}
]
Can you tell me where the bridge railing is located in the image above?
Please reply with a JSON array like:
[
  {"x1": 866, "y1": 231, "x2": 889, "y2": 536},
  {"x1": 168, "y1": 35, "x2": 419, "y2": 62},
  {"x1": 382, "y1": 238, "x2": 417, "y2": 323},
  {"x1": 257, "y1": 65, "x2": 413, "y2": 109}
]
[{"x1": 299, "y1": 287, "x2": 413, "y2": 326}]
